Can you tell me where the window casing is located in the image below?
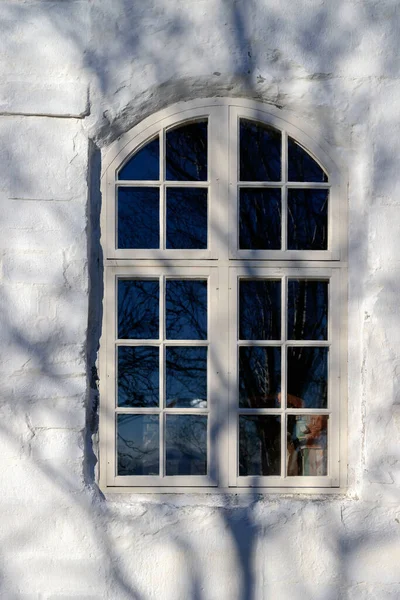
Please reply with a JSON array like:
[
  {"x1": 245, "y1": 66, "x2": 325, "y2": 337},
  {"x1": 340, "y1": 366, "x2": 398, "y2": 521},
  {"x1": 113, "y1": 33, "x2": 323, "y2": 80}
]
[{"x1": 100, "y1": 98, "x2": 347, "y2": 492}]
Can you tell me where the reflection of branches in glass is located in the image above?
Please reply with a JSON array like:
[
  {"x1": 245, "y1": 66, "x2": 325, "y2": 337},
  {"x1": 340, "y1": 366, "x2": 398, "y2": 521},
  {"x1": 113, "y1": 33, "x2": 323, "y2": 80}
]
[
  {"x1": 288, "y1": 279, "x2": 328, "y2": 341},
  {"x1": 118, "y1": 346, "x2": 159, "y2": 407},
  {"x1": 288, "y1": 137, "x2": 328, "y2": 183},
  {"x1": 240, "y1": 120, "x2": 281, "y2": 182},
  {"x1": 287, "y1": 347, "x2": 328, "y2": 409},
  {"x1": 166, "y1": 279, "x2": 207, "y2": 340},
  {"x1": 288, "y1": 189, "x2": 328, "y2": 250},
  {"x1": 239, "y1": 416, "x2": 281, "y2": 476},
  {"x1": 239, "y1": 188, "x2": 281, "y2": 250},
  {"x1": 166, "y1": 121, "x2": 207, "y2": 181},
  {"x1": 117, "y1": 414, "x2": 159, "y2": 475},
  {"x1": 118, "y1": 187, "x2": 159, "y2": 249},
  {"x1": 239, "y1": 279, "x2": 281, "y2": 340},
  {"x1": 118, "y1": 279, "x2": 159, "y2": 339},
  {"x1": 166, "y1": 415, "x2": 207, "y2": 475},
  {"x1": 166, "y1": 188, "x2": 207, "y2": 249},
  {"x1": 166, "y1": 347, "x2": 207, "y2": 408},
  {"x1": 239, "y1": 347, "x2": 281, "y2": 408}
]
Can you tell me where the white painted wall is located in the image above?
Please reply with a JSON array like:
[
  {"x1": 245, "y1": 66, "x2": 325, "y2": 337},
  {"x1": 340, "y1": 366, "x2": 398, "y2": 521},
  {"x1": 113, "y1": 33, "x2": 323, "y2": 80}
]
[{"x1": 0, "y1": 0, "x2": 399, "y2": 598}]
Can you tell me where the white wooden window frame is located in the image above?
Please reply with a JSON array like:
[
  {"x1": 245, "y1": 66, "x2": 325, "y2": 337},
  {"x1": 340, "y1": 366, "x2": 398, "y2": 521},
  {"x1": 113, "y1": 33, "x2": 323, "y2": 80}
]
[{"x1": 99, "y1": 98, "x2": 348, "y2": 493}]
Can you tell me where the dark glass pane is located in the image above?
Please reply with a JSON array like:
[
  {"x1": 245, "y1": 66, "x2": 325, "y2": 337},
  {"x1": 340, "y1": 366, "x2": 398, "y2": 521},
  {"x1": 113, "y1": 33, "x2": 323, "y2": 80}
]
[
  {"x1": 166, "y1": 279, "x2": 207, "y2": 340},
  {"x1": 118, "y1": 187, "x2": 159, "y2": 249},
  {"x1": 166, "y1": 188, "x2": 207, "y2": 249},
  {"x1": 166, "y1": 346, "x2": 207, "y2": 408},
  {"x1": 118, "y1": 346, "x2": 159, "y2": 407},
  {"x1": 287, "y1": 189, "x2": 328, "y2": 250},
  {"x1": 166, "y1": 415, "x2": 207, "y2": 475},
  {"x1": 118, "y1": 137, "x2": 159, "y2": 181},
  {"x1": 118, "y1": 279, "x2": 159, "y2": 339},
  {"x1": 239, "y1": 415, "x2": 281, "y2": 476},
  {"x1": 239, "y1": 188, "x2": 281, "y2": 250},
  {"x1": 239, "y1": 347, "x2": 281, "y2": 408},
  {"x1": 288, "y1": 137, "x2": 328, "y2": 182},
  {"x1": 117, "y1": 414, "x2": 159, "y2": 476},
  {"x1": 287, "y1": 415, "x2": 328, "y2": 476},
  {"x1": 288, "y1": 279, "x2": 328, "y2": 340},
  {"x1": 287, "y1": 347, "x2": 328, "y2": 408},
  {"x1": 166, "y1": 121, "x2": 207, "y2": 181},
  {"x1": 240, "y1": 119, "x2": 281, "y2": 181},
  {"x1": 239, "y1": 280, "x2": 281, "y2": 340}
]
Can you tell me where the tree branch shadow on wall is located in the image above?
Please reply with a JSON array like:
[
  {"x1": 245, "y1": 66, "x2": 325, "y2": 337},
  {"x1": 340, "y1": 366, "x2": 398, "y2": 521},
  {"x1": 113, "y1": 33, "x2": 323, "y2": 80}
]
[{"x1": 0, "y1": 0, "x2": 399, "y2": 598}]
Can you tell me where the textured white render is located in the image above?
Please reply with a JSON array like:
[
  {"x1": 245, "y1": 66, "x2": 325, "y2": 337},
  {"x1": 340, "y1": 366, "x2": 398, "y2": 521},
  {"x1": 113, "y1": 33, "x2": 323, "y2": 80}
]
[{"x1": 0, "y1": 0, "x2": 399, "y2": 598}]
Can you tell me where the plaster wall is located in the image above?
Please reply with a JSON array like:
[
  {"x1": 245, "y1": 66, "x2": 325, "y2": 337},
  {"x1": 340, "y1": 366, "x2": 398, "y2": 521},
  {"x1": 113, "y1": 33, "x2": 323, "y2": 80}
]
[{"x1": 0, "y1": 0, "x2": 399, "y2": 598}]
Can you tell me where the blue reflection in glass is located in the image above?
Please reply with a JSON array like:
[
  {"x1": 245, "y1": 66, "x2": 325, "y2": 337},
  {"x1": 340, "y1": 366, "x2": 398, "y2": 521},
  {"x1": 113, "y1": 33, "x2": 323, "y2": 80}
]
[
  {"x1": 288, "y1": 279, "x2": 328, "y2": 340},
  {"x1": 118, "y1": 137, "x2": 159, "y2": 180},
  {"x1": 239, "y1": 280, "x2": 281, "y2": 340},
  {"x1": 239, "y1": 415, "x2": 281, "y2": 476},
  {"x1": 166, "y1": 279, "x2": 207, "y2": 340},
  {"x1": 239, "y1": 188, "x2": 281, "y2": 249},
  {"x1": 287, "y1": 347, "x2": 328, "y2": 408},
  {"x1": 166, "y1": 121, "x2": 207, "y2": 181},
  {"x1": 240, "y1": 119, "x2": 281, "y2": 181},
  {"x1": 166, "y1": 415, "x2": 207, "y2": 475},
  {"x1": 118, "y1": 279, "x2": 159, "y2": 339},
  {"x1": 166, "y1": 346, "x2": 207, "y2": 408},
  {"x1": 118, "y1": 187, "x2": 159, "y2": 249},
  {"x1": 118, "y1": 346, "x2": 159, "y2": 407},
  {"x1": 288, "y1": 137, "x2": 328, "y2": 182},
  {"x1": 117, "y1": 414, "x2": 159, "y2": 476},
  {"x1": 239, "y1": 347, "x2": 281, "y2": 408},
  {"x1": 287, "y1": 189, "x2": 328, "y2": 250},
  {"x1": 166, "y1": 188, "x2": 207, "y2": 249}
]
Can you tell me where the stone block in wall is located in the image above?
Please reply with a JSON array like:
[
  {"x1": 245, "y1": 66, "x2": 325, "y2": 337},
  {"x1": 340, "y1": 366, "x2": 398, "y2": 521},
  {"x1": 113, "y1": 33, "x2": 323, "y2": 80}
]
[
  {"x1": 0, "y1": 117, "x2": 88, "y2": 201},
  {"x1": 0, "y1": 81, "x2": 89, "y2": 118},
  {"x1": 30, "y1": 429, "x2": 84, "y2": 462},
  {"x1": 3, "y1": 251, "x2": 65, "y2": 285},
  {"x1": 0, "y1": 198, "x2": 87, "y2": 252}
]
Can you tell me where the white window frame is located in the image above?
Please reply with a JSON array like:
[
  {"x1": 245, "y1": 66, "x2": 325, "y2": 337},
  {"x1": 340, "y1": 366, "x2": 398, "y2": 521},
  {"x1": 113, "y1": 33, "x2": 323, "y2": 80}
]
[{"x1": 99, "y1": 98, "x2": 348, "y2": 493}]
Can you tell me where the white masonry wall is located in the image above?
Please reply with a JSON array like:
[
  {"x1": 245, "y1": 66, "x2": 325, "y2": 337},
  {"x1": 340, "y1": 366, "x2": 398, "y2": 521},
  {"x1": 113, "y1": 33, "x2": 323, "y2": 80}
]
[{"x1": 0, "y1": 1, "x2": 399, "y2": 598}]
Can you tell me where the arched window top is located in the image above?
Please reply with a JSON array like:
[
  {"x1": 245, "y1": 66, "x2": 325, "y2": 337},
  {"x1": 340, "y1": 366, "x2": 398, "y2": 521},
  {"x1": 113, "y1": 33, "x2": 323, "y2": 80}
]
[{"x1": 102, "y1": 98, "x2": 345, "y2": 261}]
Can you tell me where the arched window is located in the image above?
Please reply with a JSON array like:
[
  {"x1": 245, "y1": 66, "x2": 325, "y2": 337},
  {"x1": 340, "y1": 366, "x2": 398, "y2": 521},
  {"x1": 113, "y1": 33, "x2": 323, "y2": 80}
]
[{"x1": 100, "y1": 99, "x2": 347, "y2": 492}]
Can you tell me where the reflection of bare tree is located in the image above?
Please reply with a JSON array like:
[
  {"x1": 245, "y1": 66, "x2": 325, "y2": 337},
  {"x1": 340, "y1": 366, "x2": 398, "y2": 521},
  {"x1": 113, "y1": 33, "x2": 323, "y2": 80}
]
[
  {"x1": 118, "y1": 346, "x2": 159, "y2": 407},
  {"x1": 239, "y1": 279, "x2": 281, "y2": 340},
  {"x1": 117, "y1": 414, "x2": 159, "y2": 475},
  {"x1": 166, "y1": 415, "x2": 207, "y2": 475},
  {"x1": 239, "y1": 188, "x2": 282, "y2": 250},
  {"x1": 166, "y1": 279, "x2": 207, "y2": 339},
  {"x1": 240, "y1": 119, "x2": 281, "y2": 181},
  {"x1": 239, "y1": 416, "x2": 281, "y2": 476},
  {"x1": 166, "y1": 188, "x2": 208, "y2": 249},
  {"x1": 118, "y1": 279, "x2": 159, "y2": 339},
  {"x1": 288, "y1": 189, "x2": 328, "y2": 250},
  {"x1": 166, "y1": 347, "x2": 207, "y2": 407},
  {"x1": 166, "y1": 121, "x2": 208, "y2": 181},
  {"x1": 239, "y1": 347, "x2": 280, "y2": 408}
]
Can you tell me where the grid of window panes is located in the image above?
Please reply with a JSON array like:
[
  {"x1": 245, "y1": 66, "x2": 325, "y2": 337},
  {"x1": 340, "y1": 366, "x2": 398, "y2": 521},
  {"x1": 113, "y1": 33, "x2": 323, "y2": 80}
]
[
  {"x1": 238, "y1": 119, "x2": 329, "y2": 251},
  {"x1": 237, "y1": 276, "x2": 330, "y2": 478},
  {"x1": 110, "y1": 110, "x2": 337, "y2": 486},
  {"x1": 116, "y1": 276, "x2": 209, "y2": 477},
  {"x1": 116, "y1": 120, "x2": 209, "y2": 250}
]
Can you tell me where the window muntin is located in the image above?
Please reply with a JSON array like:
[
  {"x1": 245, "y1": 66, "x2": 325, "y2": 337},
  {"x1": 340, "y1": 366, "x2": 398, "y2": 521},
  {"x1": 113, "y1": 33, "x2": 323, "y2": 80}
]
[{"x1": 101, "y1": 100, "x2": 346, "y2": 491}]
